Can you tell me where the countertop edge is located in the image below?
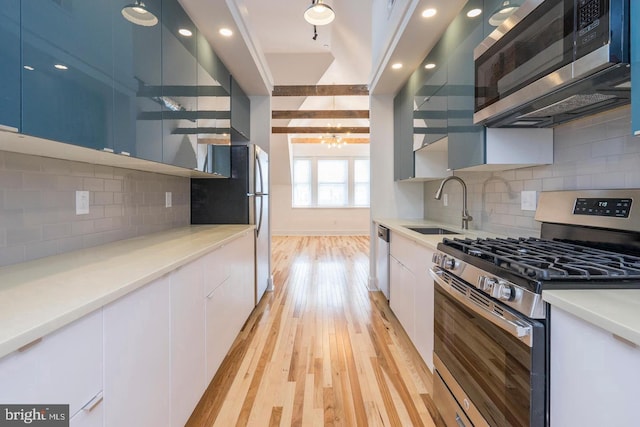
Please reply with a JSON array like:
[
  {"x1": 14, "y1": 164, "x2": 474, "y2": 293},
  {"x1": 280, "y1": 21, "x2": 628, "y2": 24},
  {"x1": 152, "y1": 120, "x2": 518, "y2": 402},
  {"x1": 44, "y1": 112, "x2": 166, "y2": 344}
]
[
  {"x1": 543, "y1": 289, "x2": 640, "y2": 347},
  {"x1": 0, "y1": 224, "x2": 255, "y2": 359}
]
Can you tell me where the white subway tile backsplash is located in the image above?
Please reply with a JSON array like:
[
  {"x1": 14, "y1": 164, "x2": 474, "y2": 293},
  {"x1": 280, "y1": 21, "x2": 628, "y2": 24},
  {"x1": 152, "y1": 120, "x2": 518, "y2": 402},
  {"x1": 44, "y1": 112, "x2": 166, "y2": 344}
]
[
  {"x1": 424, "y1": 107, "x2": 639, "y2": 237},
  {"x1": 0, "y1": 152, "x2": 190, "y2": 267}
]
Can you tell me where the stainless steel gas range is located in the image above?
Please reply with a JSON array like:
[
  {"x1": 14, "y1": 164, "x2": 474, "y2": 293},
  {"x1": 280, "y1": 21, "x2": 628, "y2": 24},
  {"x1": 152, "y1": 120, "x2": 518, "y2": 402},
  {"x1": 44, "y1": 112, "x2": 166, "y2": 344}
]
[{"x1": 430, "y1": 189, "x2": 640, "y2": 427}]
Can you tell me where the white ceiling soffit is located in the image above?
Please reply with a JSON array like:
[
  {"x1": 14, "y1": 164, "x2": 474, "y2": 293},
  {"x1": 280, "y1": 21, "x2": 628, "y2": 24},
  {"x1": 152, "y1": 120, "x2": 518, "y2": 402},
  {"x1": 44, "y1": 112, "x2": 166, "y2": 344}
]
[
  {"x1": 179, "y1": 0, "x2": 273, "y2": 95},
  {"x1": 369, "y1": 0, "x2": 466, "y2": 95},
  {"x1": 266, "y1": 52, "x2": 335, "y2": 85}
]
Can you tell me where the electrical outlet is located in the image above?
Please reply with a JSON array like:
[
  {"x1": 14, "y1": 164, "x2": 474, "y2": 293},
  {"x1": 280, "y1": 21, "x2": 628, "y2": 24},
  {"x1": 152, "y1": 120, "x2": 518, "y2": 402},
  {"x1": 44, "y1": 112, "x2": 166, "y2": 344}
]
[
  {"x1": 165, "y1": 192, "x2": 172, "y2": 208},
  {"x1": 76, "y1": 191, "x2": 89, "y2": 215},
  {"x1": 443, "y1": 193, "x2": 448, "y2": 207},
  {"x1": 521, "y1": 190, "x2": 537, "y2": 211}
]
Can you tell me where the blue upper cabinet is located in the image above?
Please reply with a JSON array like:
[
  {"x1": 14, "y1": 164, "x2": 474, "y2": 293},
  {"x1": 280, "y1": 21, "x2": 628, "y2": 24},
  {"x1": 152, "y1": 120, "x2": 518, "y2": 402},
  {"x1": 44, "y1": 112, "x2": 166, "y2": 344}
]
[
  {"x1": 414, "y1": 54, "x2": 447, "y2": 149},
  {"x1": 230, "y1": 76, "x2": 250, "y2": 141},
  {"x1": 446, "y1": 0, "x2": 485, "y2": 170},
  {"x1": 632, "y1": 0, "x2": 639, "y2": 136},
  {"x1": 113, "y1": 0, "x2": 163, "y2": 162},
  {"x1": 21, "y1": 0, "x2": 114, "y2": 150},
  {"x1": 0, "y1": 0, "x2": 20, "y2": 131},
  {"x1": 161, "y1": 0, "x2": 198, "y2": 170}
]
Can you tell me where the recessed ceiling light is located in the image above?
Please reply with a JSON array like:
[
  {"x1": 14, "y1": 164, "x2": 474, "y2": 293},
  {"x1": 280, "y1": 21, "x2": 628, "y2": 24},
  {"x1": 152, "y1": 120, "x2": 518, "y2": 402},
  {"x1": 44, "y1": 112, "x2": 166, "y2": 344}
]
[
  {"x1": 425, "y1": 63, "x2": 436, "y2": 69},
  {"x1": 391, "y1": 63, "x2": 403, "y2": 70},
  {"x1": 23, "y1": 65, "x2": 35, "y2": 71},
  {"x1": 467, "y1": 8, "x2": 482, "y2": 18},
  {"x1": 178, "y1": 28, "x2": 192, "y2": 37},
  {"x1": 219, "y1": 28, "x2": 233, "y2": 37},
  {"x1": 54, "y1": 64, "x2": 68, "y2": 70},
  {"x1": 422, "y1": 8, "x2": 437, "y2": 18}
]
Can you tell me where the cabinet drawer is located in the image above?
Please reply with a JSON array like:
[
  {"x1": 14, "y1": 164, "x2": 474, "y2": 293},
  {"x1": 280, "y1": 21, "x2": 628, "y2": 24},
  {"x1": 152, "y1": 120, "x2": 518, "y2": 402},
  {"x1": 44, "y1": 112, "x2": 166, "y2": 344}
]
[{"x1": 0, "y1": 309, "x2": 103, "y2": 417}]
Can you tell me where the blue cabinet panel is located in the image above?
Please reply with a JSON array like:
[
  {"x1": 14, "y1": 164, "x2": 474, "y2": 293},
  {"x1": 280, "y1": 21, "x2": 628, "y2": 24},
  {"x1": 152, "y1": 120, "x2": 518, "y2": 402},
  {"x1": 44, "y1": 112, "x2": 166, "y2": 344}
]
[
  {"x1": 632, "y1": 0, "x2": 640, "y2": 136},
  {"x1": 0, "y1": 0, "x2": 20, "y2": 131},
  {"x1": 21, "y1": 0, "x2": 114, "y2": 150},
  {"x1": 113, "y1": 0, "x2": 163, "y2": 162},
  {"x1": 230, "y1": 76, "x2": 250, "y2": 141}
]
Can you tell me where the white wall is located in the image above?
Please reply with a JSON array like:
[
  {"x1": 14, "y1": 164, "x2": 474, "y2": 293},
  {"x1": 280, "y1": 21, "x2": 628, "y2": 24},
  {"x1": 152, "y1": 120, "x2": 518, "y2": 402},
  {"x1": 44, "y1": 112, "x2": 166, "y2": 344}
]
[{"x1": 270, "y1": 140, "x2": 371, "y2": 236}]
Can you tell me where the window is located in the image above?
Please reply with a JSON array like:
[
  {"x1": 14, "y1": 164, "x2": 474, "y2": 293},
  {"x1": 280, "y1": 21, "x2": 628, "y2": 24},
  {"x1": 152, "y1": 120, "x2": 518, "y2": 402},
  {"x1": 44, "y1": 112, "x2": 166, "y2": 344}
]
[{"x1": 292, "y1": 157, "x2": 370, "y2": 208}]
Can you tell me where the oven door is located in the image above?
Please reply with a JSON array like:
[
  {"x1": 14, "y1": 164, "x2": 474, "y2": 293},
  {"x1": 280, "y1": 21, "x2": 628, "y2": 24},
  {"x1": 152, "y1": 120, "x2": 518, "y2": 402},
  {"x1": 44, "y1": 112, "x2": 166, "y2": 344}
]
[
  {"x1": 431, "y1": 267, "x2": 547, "y2": 427},
  {"x1": 474, "y1": 0, "x2": 575, "y2": 121}
]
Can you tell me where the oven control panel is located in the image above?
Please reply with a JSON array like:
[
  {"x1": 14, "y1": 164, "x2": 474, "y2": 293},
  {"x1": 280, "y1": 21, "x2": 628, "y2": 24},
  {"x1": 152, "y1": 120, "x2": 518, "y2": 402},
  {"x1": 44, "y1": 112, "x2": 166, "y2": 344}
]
[{"x1": 573, "y1": 198, "x2": 632, "y2": 218}]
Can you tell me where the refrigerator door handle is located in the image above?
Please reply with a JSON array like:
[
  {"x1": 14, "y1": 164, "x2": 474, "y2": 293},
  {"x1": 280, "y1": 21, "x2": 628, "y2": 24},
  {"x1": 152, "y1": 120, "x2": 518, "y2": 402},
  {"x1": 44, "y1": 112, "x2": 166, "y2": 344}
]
[
  {"x1": 256, "y1": 151, "x2": 265, "y2": 194},
  {"x1": 257, "y1": 194, "x2": 264, "y2": 237}
]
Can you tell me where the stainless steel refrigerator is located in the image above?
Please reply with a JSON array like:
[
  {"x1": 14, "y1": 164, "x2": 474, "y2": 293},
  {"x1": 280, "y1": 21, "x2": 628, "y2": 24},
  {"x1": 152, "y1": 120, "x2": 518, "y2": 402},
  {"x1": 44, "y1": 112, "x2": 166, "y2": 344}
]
[{"x1": 191, "y1": 144, "x2": 271, "y2": 305}]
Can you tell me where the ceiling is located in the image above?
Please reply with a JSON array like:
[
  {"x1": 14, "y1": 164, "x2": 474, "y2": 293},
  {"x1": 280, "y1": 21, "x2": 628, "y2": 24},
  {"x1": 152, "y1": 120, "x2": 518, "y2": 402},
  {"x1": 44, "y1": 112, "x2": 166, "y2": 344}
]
[{"x1": 180, "y1": 0, "x2": 467, "y2": 96}]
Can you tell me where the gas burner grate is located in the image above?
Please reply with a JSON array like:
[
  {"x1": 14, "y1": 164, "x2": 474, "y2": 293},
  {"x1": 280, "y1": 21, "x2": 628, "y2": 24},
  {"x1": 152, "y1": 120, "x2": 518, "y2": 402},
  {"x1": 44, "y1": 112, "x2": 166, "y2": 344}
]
[{"x1": 442, "y1": 237, "x2": 640, "y2": 281}]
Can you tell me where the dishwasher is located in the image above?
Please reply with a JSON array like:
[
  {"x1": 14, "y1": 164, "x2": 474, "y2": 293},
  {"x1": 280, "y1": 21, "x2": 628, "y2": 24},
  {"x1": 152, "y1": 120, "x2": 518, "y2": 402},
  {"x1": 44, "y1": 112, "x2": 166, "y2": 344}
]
[{"x1": 376, "y1": 224, "x2": 390, "y2": 300}]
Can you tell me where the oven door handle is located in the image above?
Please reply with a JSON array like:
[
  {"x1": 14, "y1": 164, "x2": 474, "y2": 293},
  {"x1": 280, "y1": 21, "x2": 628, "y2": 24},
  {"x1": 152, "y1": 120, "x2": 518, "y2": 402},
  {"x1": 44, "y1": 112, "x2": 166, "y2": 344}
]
[{"x1": 430, "y1": 267, "x2": 533, "y2": 346}]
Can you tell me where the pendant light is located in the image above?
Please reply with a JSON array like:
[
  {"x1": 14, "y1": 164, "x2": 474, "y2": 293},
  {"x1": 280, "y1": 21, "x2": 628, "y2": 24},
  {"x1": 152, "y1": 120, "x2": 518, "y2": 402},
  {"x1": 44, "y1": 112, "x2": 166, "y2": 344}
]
[
  {"x1": 122, "y1": 1, "x2": 158, "y2": 27},
  {"x1": 488, "y1": 0, "x2": 521, "y2": 26},
  {"x1": 304, "y1": 0, "x2": 335, "y2": 26}
]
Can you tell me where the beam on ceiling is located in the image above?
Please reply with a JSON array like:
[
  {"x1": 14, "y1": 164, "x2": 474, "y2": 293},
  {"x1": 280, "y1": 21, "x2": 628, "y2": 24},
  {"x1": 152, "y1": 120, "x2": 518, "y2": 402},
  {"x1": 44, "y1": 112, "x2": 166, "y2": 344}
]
[
  {"x1": 272, "y1": 85, "x2": 369, "y2": 96},
  {"x1": 272, "y1": 126, "x2": 370, "y2": 134},
  {"x1": 272, "y1": 110, "x2": 370, "y2": 119},
  {"x1": 291, "y1": 137, "x2": 370, "y2": 144}
]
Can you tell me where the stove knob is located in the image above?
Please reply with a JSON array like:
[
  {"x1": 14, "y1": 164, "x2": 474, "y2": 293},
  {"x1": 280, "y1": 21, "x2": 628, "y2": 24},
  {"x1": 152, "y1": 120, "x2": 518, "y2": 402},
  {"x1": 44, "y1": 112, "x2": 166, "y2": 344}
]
[
  {"x1": 496, "y1": 282, "x2": 514, "y2": 301},
  {"x1": 478, "y1": 276, "x2": 496, "y2": 292},
  {"x1": 443, "y1": 256, "x2": 457, "y2": 270}
]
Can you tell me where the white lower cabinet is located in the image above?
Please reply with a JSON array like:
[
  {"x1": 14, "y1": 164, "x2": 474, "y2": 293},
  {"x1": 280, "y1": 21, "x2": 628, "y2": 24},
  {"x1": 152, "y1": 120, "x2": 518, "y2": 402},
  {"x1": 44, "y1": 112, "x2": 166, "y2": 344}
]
[
  {"x1": 170, "y1": 258, "x2": 207, "y2": 427},
  {"x1": 550, "y1": 306, "x2": 640, "y2": 427},
  {"x1": 0, "y1": 231, "x2": 256, "y2": 427},
  {"x1": 389, "y1": 231, "x2": 435, "y2": 372},
  {"x1": 205, "y1": 231, "x2": 255, "y2": 382},
  {"x1": 0, "y1": 309, "x2": 103, "y2": 421},
  {"x1": 103, "y1": 275, "x2": 171, "y2": 427}
]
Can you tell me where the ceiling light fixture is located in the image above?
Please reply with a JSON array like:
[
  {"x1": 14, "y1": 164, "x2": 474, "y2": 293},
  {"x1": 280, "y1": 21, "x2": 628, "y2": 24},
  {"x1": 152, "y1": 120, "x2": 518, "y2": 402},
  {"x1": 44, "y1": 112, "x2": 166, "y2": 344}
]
[
  {"x1": 219, "y1": 28, "x2": 233, "y2": 37},
  {"x1": 488, "y1": 0, "x2": 521, "y2": 26},
  {"x1": 391, "y1": 63, "x2": 403, "y2": 70},
  {"x1": 304, "y1": 0, "x2": 335, "y2": 26},
  {"x1": 54, "y1": 64, "x2": 68, "y2": 70},
  {"x1": 425, "y1": 63, "x2": 436, "y2": 69},
  {"x1": 467, "y1": 8, "x2": 482, "y2": 18},
  {"x1": 121, "y1": 1, "x2": 158, "y2": 27},
  {"x1": 422, "y1": 8, "x2": 437, "y2": 18},
  {"x1": 178, "y1": 28, "x2": 193, "y2": 37}
]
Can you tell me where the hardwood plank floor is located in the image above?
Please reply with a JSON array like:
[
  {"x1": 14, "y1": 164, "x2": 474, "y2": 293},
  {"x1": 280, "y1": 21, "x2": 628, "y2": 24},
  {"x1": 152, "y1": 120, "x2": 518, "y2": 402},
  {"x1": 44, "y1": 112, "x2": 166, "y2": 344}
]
[{"x1": 187, "y1": 236, "x2": 436, "y2": 427}]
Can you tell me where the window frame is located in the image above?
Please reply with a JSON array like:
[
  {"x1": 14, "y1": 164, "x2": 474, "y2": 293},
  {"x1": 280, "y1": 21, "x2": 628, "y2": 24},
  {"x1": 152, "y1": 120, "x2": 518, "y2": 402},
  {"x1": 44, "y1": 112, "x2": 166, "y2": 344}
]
[{"x1": 291, "y1": 156, "x2": 370, "y2": 208}]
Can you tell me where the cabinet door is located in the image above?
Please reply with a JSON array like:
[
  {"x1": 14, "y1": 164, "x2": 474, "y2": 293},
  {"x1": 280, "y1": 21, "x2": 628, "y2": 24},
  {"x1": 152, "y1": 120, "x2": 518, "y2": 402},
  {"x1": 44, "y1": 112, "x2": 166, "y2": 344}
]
[
  {"x1": 112, "y1": 0, "x2": 163, "y2": 161},
  {"x1": 103, "y1": 276, "x2": 171, "y2": 427},
  {"x1": 393, "y1": 85, "x2": 415, "y2": 181},
  {"x1": 414, "y1": 62, "x2": 447, "y2": 149},
  {"x1": 550, "y1": 307, "x2": 640, "y2": 427},
  {"x1": 389, "y1": 255, "x2": 416, "y2": 340},
  {"x1": 0, "y1": 0, "x2": 20, "y2": 131},
  {"x1": 230, "y1": 76, "x2": 250, "y2": 141},
  {"x1": 70, "y1": 395, "x2": 103, "y2": 427},
  {"x1": 0, "y1": 309, "x2": 103, "y2": 418},
  {"x1": 446, "y1": 0, "x2": 485, "y2": 171},
  {"x1": 196, "y1": 31, "x2": 231, "y2": 174},
  {"x1": 205, "y1": 276, "x2": 232, "y2": 380},
  {"x1": 414, "y1": 246, "x2": 435, "y2": 372},
  {"x1": 21, "y1": 0, "x2": 114, "y2": 150},
  {"x1": 170, "y1": 260, "x2": 207, "y2": 427},
  {"x1": 161, "y1": 0, "x2": 198, "y2": 169}
]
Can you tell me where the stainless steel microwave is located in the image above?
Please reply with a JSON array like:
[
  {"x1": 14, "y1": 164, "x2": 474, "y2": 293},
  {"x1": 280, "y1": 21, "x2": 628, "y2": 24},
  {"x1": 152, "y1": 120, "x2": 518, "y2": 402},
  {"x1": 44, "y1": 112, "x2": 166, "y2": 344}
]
[{"x1": 474, "y1": 0, "x2": 630, "y2": 127}]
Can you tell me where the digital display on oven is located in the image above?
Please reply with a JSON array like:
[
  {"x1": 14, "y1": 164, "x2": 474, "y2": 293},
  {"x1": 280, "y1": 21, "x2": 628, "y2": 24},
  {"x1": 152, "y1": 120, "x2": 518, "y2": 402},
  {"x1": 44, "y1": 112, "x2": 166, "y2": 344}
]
[{"x1": 573, "y1": 198, "x2": 632, "y2": 218}]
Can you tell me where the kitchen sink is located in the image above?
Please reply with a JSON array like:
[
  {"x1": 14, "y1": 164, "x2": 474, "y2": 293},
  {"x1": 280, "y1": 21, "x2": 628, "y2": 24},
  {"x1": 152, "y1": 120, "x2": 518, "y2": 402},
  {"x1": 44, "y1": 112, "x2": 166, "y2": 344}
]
[{"x1": 405, "y1": 226, "x2": 460, "y2": 235}]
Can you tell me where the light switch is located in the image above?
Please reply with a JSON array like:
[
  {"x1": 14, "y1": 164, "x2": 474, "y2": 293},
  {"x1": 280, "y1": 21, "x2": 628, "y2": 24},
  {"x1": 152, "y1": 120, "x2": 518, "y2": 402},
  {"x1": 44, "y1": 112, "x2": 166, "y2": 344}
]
[
  {"x1": 165, "y1": 192, "x2": 172, "y2": 208},
  {"x1": 76, "y1": 191, "x2": 89, "y2": 215},
  {"x1": 521, "y1": 191, "x2": 537, "y2": 211}
]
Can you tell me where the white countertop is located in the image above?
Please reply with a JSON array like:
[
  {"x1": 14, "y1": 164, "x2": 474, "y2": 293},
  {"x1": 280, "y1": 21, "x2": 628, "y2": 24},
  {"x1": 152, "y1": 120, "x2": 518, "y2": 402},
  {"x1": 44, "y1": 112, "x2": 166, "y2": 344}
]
[
  {"x1": 376, "y1": 217, "x2": 640, "y2": 347},
  {"x1": 543, "y1": 289, "x2": 640, "y2": 347},
  {"x1": 374, "y1": 218, "x2": 505, "y2": 250},
  {"x1": 0, "y1": 225, "x2": 254, "y2": 359}
]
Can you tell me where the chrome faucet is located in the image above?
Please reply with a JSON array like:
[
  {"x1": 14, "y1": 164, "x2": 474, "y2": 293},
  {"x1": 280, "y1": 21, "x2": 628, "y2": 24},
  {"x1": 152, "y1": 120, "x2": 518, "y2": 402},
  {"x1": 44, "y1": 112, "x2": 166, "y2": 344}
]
[{"x1": 435, "y1": 176, "x2": 473, "y2": 230}]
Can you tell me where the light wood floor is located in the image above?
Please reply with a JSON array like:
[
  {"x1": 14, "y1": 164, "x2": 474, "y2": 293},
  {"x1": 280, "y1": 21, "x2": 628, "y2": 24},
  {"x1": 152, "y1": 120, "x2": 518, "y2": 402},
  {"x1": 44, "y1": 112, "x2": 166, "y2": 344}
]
[{"x1": 187, "y1": 236, "x2": 437, "y2": 427}]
